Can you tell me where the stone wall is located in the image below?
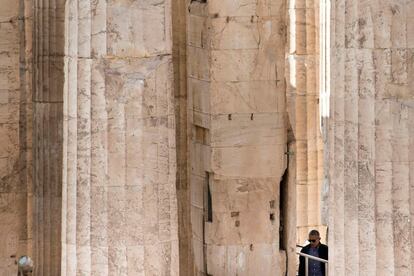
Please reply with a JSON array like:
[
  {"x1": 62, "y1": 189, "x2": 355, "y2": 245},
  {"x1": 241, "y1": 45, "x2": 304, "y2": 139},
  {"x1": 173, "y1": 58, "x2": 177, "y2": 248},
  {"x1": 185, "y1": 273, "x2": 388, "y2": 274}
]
[
  {"x1": 328, "y1": 0, "x2": 414, "y2": 274},
  {"x1": 186, "y1": 0, "x2": 294, "y2": 275}
]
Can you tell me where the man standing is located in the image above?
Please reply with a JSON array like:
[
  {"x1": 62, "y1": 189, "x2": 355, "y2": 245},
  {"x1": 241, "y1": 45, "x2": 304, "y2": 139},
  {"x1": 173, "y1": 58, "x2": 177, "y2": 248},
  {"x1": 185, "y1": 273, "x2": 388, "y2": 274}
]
[{"x1": 298, "y1": 230, "x2": 328, "y2": 276}]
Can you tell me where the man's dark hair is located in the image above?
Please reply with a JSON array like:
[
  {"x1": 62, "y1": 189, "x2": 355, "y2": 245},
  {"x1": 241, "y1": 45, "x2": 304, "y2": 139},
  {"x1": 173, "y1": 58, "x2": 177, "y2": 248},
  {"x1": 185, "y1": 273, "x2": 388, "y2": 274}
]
[{"x1": 309, "y1": 229, "x2": 320, "y2": 236}]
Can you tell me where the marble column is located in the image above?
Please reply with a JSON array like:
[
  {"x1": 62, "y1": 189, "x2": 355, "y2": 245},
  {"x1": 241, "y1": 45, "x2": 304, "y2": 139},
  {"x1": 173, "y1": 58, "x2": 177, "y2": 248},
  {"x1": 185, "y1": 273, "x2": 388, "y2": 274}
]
[
  {"x1": 328, "y1": 0, "x2": 414, "y2": 274},
  {"x1": 32, "y1": 0, "x2": 179, "y2": 275},
  {"x1": 62, "y1": 0, "x2": 179, "y2": 275},
  {"x1": 32, "y1": 0, "x2": 67, "y2": 273},
  {"x1": 286, "y1": 0, "x2": 327, "y2": 245}
]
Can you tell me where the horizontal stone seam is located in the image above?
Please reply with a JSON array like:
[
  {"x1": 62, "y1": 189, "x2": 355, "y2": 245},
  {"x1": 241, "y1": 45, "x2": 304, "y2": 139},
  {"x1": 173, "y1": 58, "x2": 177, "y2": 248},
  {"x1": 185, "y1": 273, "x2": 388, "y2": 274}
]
[
  {"x1": 33, "y1": 100, "x2": 63, "y2": 103},
  {"x1": 192, "y1": 110, "x2": 284, "y2": 116},
  {"x1": 34, "y1": 54, "x2": 173, "y2": 59}
]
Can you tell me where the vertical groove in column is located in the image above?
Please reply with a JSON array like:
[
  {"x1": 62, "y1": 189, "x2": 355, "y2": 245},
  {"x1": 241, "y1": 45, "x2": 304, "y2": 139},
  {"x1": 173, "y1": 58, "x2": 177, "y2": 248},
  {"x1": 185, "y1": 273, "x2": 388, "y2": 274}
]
[
  {"x1": 332, "y1": 57, "x2": 345, "y2": 276},
  {"x1": 90, "y1": 0, "x2": 108, "y2": 274},
  {"x1": 391, "y1": 102, "x2": 411, "y2": 275},
  {"x1": 357, "y1": 49, "x2": 376, "y2": 275},
  {"x1": 33, "y1": 0, "x2": 65, "y2": 273},
  {"x1": 90, "y1": 60, "x2": 109, "y2": 276},
  {"x1": 76, "y1": 58, "x2": 92, "y2": 274},
  {"x1": 329, "y1": 21, "x2": 346, "y2": 274},
  {"x1": 172, "y1": 0, "x2": 190, "y2": 274},
  {"x1": 33, "y1": 0, "x2": 43, "y2": 272},
  {"x1": 374, "y1": 49, "x2": 394, "y2": 276},
  {"x1": 44, "y1": 102, "x2": 50, "y2": 276},
  {"x1": 35, "y1": 105, "x2": 44, "y2": 276},
  {"x1": 90, "y1": 2, "x2": 108, "y2": 273},
  {"x1": 65, "y1": 56, "x2": 78, "y2": 275},
  {"x1": 409, "y1": 105, "x2": 414, "y2": 274},
  {"x1": 343, "y1": 48, "x2": 359, "y2": 275},
  {"x1": 63, "y1": 0, "x2": 79, "y2": 274},
  {"x1": 76, "y1": 0, "x2": 92, "y2": 274}
]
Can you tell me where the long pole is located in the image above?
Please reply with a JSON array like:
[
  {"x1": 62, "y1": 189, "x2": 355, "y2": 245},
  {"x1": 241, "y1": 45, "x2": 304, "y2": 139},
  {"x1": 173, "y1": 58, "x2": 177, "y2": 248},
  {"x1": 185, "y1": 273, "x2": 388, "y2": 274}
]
[{"x1": 305, "y1": 257, "x2": 309, "y2": 276}]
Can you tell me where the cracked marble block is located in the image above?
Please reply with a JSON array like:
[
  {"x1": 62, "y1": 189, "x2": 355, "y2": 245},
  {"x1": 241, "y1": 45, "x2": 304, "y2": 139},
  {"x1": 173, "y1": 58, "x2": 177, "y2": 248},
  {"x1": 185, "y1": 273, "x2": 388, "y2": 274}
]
[{"x1": 186, "y1": 0, "x2": 297, "y2": 275}]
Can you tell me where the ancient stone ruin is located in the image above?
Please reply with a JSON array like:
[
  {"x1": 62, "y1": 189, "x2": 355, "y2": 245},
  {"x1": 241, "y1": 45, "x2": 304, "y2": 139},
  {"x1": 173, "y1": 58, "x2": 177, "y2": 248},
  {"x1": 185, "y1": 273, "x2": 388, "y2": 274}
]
[{"x1": 0, "y1": 0, "x2": 413, "y2": 275}]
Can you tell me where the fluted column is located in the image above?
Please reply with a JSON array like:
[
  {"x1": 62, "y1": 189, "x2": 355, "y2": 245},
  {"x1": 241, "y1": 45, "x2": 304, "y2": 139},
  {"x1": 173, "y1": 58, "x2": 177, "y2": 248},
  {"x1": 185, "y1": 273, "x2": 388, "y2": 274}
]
[
  {"x1": 328, "y1": 0, "x2": 414, "y2": 274},
  {"x1": 31, "y1": 0, "x2": 178, "y2": 275},
  {"x1": 172, "y1": 0, "x2": 192, "y2": 275},
  {"x1": 33, "y1": 0, "x2": 65, "y2": 274},
  {"x1": 60, "y1": 0, "x2": 179, "y2": 275},
  {"x1": 286, "y1": 0, "x2": 326, "y2": 245}
]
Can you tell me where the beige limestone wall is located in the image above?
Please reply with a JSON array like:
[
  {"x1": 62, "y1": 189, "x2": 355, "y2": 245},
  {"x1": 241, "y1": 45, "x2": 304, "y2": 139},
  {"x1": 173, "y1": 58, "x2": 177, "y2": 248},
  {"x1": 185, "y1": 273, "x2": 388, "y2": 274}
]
[
  {"x1": 60, "y1": 0, "x2": 179, "y2": 275},
  {"x1": 328, "y1": 0, "x2": 414, "y2": 275},
  {"x1": 187, "y1": 1, "x2": 295, "y2": 275},
  {"x1": 0, "y1": 0, "x2": 33, "y2": 274}
]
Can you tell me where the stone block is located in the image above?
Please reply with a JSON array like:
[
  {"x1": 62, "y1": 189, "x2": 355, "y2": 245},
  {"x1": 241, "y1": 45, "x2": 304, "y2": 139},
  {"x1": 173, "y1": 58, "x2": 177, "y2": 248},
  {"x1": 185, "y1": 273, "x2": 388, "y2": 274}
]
[
  {"x1": 208, "y1": 0, "x2": 284, "y2": 17},
  {"x1": 211, "y1": 49, "x2": 278, "y2": 82},
  {"x1": 107, "y1": 0, "x2": 172, "y2": 57},
  {"x1": 212, "y1": 144, "x2": 286, "y2": 178},
  {"x1": 210, "y1": 80, "x2": 284, "y2": 114},
  {"x1": 211, "y1": 113, "x2": 285, "y2": 147}
]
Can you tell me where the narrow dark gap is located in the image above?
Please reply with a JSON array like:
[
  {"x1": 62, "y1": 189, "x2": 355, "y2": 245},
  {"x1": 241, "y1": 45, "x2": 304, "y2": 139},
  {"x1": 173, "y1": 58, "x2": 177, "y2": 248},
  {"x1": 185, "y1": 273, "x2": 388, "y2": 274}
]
[
  {"x1": 279, "y1": 166, "x2": 288, "y2": 251},
  {"x1": 203, "y1": 172, "x2": 212, "y2": 275},
  {"x1": 205, "y1": 172, "x2": 213, "y2": 222},
  {"x1": 284, "y1": 117, "x2": 295, "y2": 276}
]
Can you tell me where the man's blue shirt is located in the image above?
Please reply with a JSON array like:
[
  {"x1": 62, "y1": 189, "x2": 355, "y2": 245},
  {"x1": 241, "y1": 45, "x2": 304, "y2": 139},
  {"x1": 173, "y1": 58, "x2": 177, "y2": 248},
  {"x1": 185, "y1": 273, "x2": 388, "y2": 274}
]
[{"x1": 308, "y1": 247, "x2": 323, "y2": 276}]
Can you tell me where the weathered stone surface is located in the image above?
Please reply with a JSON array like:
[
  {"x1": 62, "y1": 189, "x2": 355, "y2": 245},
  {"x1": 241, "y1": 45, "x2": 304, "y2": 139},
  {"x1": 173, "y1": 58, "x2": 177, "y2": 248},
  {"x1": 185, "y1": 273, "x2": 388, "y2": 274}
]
[
  {"x1": 327, "y1": 0, "x2": 414, "y2": 275},
  {"x1": 60, "y1": 1, "x2": 179, "y2": 275},
  {"x1": 286, "y1": 0, "x2": 326, "y2": 248},
  {"x1": 185, "y1": 0, "x2": 298, "y2": 275}
]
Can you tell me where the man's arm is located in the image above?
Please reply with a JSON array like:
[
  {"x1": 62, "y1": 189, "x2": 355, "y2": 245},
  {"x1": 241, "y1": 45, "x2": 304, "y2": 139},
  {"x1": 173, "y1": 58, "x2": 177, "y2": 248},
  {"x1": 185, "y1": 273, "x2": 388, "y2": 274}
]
[{"x1": 321, "y1": 244, "x2": 328, "y2": 260}]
